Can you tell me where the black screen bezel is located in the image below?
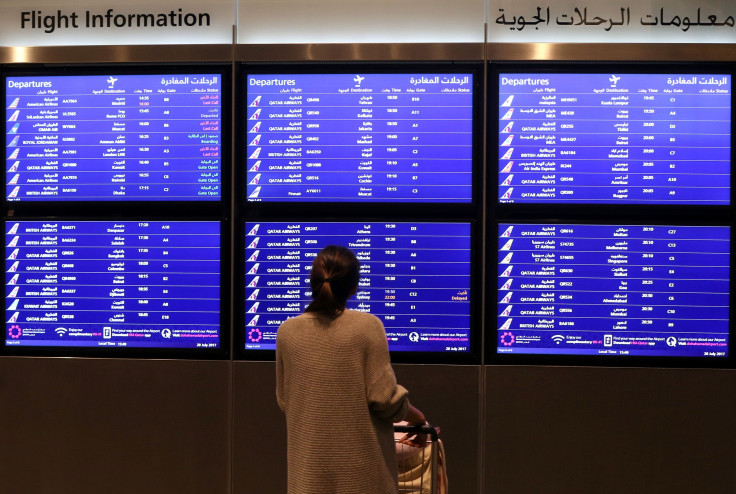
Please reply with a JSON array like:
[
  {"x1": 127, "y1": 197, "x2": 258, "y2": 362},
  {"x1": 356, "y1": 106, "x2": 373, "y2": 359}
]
[
  {"x1": 236, "y1": 61, "x2": 484, "y2": 218},
  {"x1": 234, "y1": 216, "x2": 482, "y2": 365}
]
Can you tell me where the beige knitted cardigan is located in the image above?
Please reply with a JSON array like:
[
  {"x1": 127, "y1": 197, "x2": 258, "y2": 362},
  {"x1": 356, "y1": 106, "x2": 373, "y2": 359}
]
[{"x1": 276, "y1": 310, "x2": 410, "y2": 494}]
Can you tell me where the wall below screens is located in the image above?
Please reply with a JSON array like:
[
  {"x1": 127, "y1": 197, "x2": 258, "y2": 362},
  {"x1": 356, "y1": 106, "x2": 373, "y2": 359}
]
[{"x1": 1, "y1": 358, "x2": 734, "y2": 494}]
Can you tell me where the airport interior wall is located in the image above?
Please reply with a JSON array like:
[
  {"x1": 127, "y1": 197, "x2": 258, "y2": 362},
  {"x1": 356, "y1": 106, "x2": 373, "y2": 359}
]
[{"x1": 1, "y1": 43, "x2": 735, "y2": 494}]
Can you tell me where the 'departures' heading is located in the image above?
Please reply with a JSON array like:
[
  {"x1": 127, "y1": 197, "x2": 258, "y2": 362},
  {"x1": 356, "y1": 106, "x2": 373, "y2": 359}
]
[{"x1": 21, "y1": 9, "x2": 211, "y2": 34}]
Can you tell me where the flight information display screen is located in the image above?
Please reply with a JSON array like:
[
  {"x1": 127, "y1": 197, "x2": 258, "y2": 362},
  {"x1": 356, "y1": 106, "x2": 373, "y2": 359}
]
[
  {"x1": 5, "y1": 73, "x2": 222, "y2": 202},
  {"x1": 496, "y1": 223, "x2": 730, "y2": 358},
  {"x1": 4, "y1": 220, "x2": 221, "y2": 349},
  {"x1": 245, "y1": 221, "x2": 471, "y2": 352},
  {"x1": 245, "y1": 73, "x2": 473, "y2": 202},
  {"x1": 497, "y1": 73, "x2": 731, "y2": 204}
]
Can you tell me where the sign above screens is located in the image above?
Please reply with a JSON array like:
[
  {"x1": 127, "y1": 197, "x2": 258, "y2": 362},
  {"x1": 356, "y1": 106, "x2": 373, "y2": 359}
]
[
  {"x1": 5, "y1": 71, "x2": 223, "y2": 203},
  {"x1": 238, "y1": 0, "x2": 484, "y2": 43},
  {"x1": 489, "y1": 0, "x2": 736, "y2": 43},
  {"x1": 496, "y1": 70, "x2": 731, "y2": 205},
  {"x1": 4, "y1": 220, "x2": 223, "y2": 352},
  {"x1": 244, "y1": 221, "x2": 472, "y2": 355},
  {"x1": 245, "y1": 72, "x2": 475, "y2": 204},
  {"x1": 496, "y1": 223, "x2": 730, "y2": 359},
  {"x1": 0, "y1": 0, "x2": 234, "y2": 46}
]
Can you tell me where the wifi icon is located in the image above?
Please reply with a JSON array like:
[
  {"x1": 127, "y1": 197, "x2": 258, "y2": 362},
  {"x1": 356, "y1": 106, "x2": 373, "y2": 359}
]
[
  {"x1": 55, "y1": 327, "x2": 67, "y2": 336},
  {"x1": 551, "y1": 334, "x2": 564, "y2": 344}
]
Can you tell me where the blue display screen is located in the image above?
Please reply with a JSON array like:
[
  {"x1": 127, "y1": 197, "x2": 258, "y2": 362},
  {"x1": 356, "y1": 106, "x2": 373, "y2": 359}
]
[
  {"x1": 497, "y1": 73, "x2": 731, "y2": 204},
  {"x1": 6, "y1": 74, "x2": 222, "y2": 201},
  {"x1": 5, "y1": 220, "x2": 221, "y2": 349},
  {"x1": 497, "y1": 223, "x2": 730, "y2": 358},
  {"x1": 245, "y1": 73, "x2": 473, "y2": 202},
  {"x1": 245, "y1": 222, "x2": 471, "y2": 352}
]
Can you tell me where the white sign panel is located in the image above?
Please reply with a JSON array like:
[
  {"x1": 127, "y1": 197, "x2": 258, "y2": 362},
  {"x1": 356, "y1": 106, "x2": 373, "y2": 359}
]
[
  {"x1": 238, "y1": 0, "x2": 485, "y2": 44},
  {"x1": 489, "y1": 0, "x2": 736, "y2": 43},
  {"x1": 0, "y1": 0, "x2": 235, "y2": 46}
]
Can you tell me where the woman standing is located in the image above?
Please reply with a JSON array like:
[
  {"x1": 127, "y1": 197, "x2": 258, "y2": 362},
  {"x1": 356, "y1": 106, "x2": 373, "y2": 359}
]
[{"x1": 276, "y1": 245, "x2": 427, "y2": 494}]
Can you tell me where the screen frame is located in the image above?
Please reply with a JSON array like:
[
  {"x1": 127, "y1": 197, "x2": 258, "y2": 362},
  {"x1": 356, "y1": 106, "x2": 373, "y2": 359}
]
[
  {"x1": 237, "y1": 61, "x2": 484, "y2": 218},
  {"x1": 1, "y1": 216, "x2": 231, "y2": 359},
  {"x1": 487, "y1": 60, "x2": 735, "y2": 216},
  {"x1": 487, "y1": 217, "x2": 734, "y2": 369},
  {"x1": 2, "y1": 63, "x2": 232, "y2": 218},
  {"x1": 234, "y1": 216, "x2": 482, "y2": 365}
]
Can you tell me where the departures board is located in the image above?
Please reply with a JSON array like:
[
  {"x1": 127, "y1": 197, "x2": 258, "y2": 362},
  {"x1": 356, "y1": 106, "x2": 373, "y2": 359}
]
[
  {"x1": 496, "y1": 72, "x2": 731, "y2": 204},
  {"x1": 5, "y1": 73, "x2": 223, "y2": 202},
  {"x1": 244, "y1": 221, "x2": 472, "y2": 353},
  {"x1": 245, "y1": 72, "x2": 475, "y2": 203},
  {"x1": 4, "y1": 220, "x2": 222, "y2": 350},
  {"x1": 496, "y1": 223, "x2": 730, "y2": 358}
]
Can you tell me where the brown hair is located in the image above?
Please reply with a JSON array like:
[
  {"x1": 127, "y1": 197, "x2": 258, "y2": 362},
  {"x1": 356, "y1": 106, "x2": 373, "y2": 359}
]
[{"x1": 305, "y1": 245, "x2": 360, "y2": 316}]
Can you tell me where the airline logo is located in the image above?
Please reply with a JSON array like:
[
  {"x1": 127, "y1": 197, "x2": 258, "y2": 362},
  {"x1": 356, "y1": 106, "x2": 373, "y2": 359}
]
[
  {"x1": 247, "y1": 237, "x2": 260, "y2": 249},
  {"x1": 8, "y1": 110, "x2": 19, "y2": 122},
  {"x1": 501, "y1": 135, "x2": 513, "y2": 147},
  {"x1": 247, "y1": 250, "x2": 260, "y2": 262},
  {"x1": 249, "y1": 109, "x2": 261, "y2": 119},
  {"x1": 247, "y1": 315, "x2": 260, "y2": 326},
  {"x1": 249, "y1": 121, "x2": 261, "y2": 133},
  {"x1": 247, "y1": 302, "x2": 260, "y2": 313},
  {"x1": 249, "y1": 160, "x2": 261, "y2": 172},
  {"x1": 500, "y1": 239, "x2": 513, "y2": 251},
  {"x1": 500, "y1": 226, "x2": 513, "y2": 238},
  {"x1": 7, "y1": 274, "x2": 19, "y2": 285},
  {"x1": 500, "y1": 108, "x2": 513, "y2": 120},
  {"x1": 501, "y1": 174, "x2": 513, "y2": 186},
  {"x1": 500, "y1": 292, "x2": 513, "y2": 304},
  {"x1": 7, "y1": 248, "x2": 19, "y2": 260},
  {"x1": 8, "y1": 135, "x2": 19, "y2": 147},
  {"x1": 8, "y1": 148, "x2": 19, "y2": 160},
  {"x1": 249, "y1": 173, "x2": 261, "y2": 185},
  {"x1": 247, "y1": 263, "x2": 260, "y2": 275},
  {"x1": 501, "y1": 148, "x2": 513, "y2": 160},
  {"x1": 7, "y1": 236, "x2": 19, "y2": 247},
  {"x1": 248, "y1": 148, "x2": 261, "y2": 159},
  {"x1": 500, "y1": 305, "x2": 513, "y2": 317},
  {"x1": 499, "y1": 318, "x2": 512, "y2": 330},
  {"x1": 249, "y1": 135, "x2": 261, "y2": 146},
  {"x1": 247, "y1": 276, "x2": 260, "y2": 288},
  {"x1": 501, "y1": 95, "x2": 514, "y2": 107},
  {"x1": 7, "y1": 286, "x2": 19, "y2": 298},
  {"x1": 7, "y1": 223, "x2": 19, "y2": 235},
  {"x1": 500, "y1": 187, "x2": 513, "y2": 200},
  {"x1": 7, "y1": 261, "x2": 19, "y2": 272},
  {"x1": 501, "y1": 122, "x2": 514, "y2": 133},
  {"x1": 501, "y1": 161, "x2": 513, "y2": 173},
  {"x1": 8, "y1": 174, "x2": 19, "y2": 185},
  {"x1": 250, "y1": 95, "x2": 262, "y2": 107},
  {"x1": 500, "y1": 253, "x2": 513, "y2": 264},
  {"x1": 249, "y1": 186, "x2": 261, "y2": 198},
  {"x1": 7, "y1": 311, "x2": 19, "y2": 323},
  {"x1": 501, "y1": 279, "x2": 513, "y2": 290},
  {"x1": 7, "y1": 299, "x2": 18, "y2": 311},
  {"x1": 8, "y1": 161, "x2": 19, "y2": 172},
  {"x1": 247, "y1": 224, "x2": 260, "y2": 236},
  {"x1": 247, "y1": 289, "x2": 260, "y2": 301},
  {"x1": 500, "y1": 266, "x2": 513, "y2": 277},
  {"x1": 9, "y1": 123, "x2": 20, "y2": 134},
  {"x1": 8, "y1": 98, "x2": 20, "y2": 109}
]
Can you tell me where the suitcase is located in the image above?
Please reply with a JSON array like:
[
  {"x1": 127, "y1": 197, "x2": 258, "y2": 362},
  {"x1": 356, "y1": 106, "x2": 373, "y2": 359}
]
[{"x1": 394, "y1": 424, "x2": 447, "y2": 494}]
